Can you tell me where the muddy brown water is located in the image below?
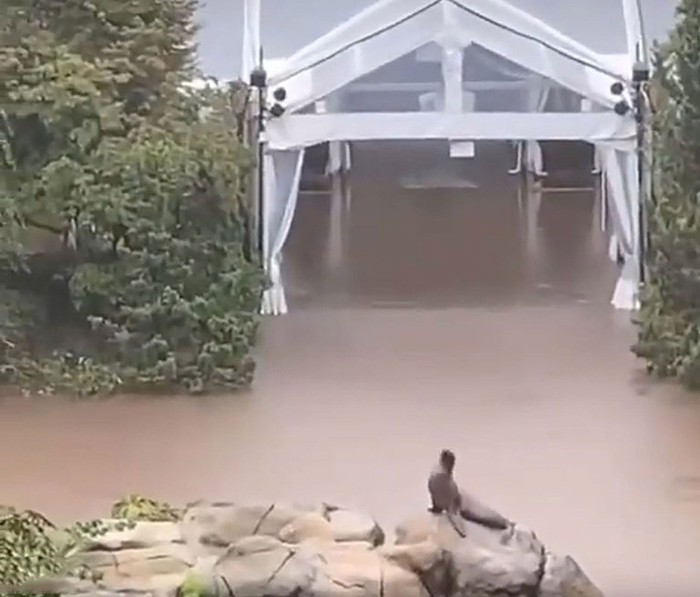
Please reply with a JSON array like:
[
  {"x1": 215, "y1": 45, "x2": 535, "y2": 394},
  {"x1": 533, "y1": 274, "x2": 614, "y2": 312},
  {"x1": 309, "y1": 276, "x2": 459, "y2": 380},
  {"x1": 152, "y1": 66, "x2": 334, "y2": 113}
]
[{"x1": 2, "y1": 141, "x2": 700, "y2": 597}]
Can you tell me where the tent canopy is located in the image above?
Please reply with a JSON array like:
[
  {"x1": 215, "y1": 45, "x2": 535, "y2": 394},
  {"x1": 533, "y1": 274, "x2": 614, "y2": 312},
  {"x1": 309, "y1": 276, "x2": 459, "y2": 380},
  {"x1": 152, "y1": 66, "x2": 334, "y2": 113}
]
[
  {"x1": 196, "y1": 0, "x2": 677, "y2": 81},
  {"x1": 250, "y1": 0, "x2": 640, "y2": 152},
  {"x1": 211, "y1": 0, "x2": 675, "y2": 315}
]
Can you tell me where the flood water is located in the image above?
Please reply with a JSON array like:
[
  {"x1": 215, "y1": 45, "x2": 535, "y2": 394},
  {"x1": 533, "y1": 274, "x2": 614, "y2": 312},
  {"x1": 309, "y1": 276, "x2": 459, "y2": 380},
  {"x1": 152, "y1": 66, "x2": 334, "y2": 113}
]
[{"x1": 2, "y1": 141, "x2": 700, "y2": 597}]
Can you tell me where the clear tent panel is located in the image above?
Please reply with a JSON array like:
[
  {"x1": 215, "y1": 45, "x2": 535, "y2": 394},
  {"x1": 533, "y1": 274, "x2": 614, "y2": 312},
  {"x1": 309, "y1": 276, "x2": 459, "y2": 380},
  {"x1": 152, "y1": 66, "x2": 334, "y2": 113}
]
[
  {"x1": 260, "y1": 0, "x2": 377, "y2": 62},
  {"x1": 299, "y1": 43, "x2": 592, "y2": 115},
  {"x1": 500, "y1": 0, "x2": 627, "y2": 54}
]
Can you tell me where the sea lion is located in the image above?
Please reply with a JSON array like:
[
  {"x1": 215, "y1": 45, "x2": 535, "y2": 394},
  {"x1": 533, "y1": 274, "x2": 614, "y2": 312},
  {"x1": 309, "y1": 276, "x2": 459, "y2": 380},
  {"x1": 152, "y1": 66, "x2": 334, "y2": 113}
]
[
  {"x1": 428, "y1": 449, "x2": 512, "y2": 534},
  {"x1": 428, "y1": 449, "x2": 460, "y2": 514},
  {"x1": 428, "y1": 449, "x2": 465, "y2": 536}
]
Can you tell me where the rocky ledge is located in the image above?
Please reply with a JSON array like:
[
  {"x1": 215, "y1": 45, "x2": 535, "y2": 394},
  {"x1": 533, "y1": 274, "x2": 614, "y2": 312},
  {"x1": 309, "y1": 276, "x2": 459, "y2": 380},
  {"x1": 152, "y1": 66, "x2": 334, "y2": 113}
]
[{"x1": 17, "y1": 500, "x2": 605, "y2": 597}]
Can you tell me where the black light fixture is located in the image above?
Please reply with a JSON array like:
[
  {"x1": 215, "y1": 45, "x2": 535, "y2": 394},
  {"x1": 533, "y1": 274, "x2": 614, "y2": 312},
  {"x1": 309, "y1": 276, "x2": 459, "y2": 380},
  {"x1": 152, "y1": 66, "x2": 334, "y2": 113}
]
[
  {"x1": 250, "y1": 67, "x2": 267, "y2": 89},
  {"x1": 269, "y1": 103, "x2": 285, "y2": 118},
  {"x1": 273, "y1": 87, "x2": 287, "y2": 102},
  {"x1": 632, "y1": 60, "x2": 650, "y2": 84},
  {"x1": 610, "y1": 81, "x2": 625, "y2": 96},
  {"x1": 614, "y1": 100, "x2": 631, "y2": 116}
]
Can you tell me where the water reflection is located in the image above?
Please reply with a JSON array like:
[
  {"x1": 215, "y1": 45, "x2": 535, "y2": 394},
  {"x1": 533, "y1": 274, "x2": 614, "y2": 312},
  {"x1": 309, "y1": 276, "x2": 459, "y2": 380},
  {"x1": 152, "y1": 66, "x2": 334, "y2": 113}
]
[
  {"x1": 1, "y1": 141, "x2": 700, "y2": 597},
  {"x1": 286, "y1": 140, "x2": 616, "y2": 308}
]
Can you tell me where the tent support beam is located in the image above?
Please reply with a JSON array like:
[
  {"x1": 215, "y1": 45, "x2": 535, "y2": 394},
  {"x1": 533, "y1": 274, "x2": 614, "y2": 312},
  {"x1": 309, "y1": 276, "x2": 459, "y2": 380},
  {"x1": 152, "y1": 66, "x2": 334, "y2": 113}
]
[{"x1": 267, "y1": 112, "x2": 635, "y2": 150}]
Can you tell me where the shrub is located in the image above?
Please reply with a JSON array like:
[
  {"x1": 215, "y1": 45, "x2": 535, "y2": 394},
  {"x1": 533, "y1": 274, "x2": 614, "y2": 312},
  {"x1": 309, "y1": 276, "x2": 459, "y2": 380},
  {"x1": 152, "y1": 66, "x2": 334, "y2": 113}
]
[
  {"x1": 633, "y1": 0, "x2": 700, "y2": 389},
  {"x1": 0, "y1": 0, "x2": 263, "y2": 395},
  {"x1": 0, "y1": 506, "x2": 125, "y2": 596},
  {"x1": 110, "y1": 494, "x2": 181, "y2": 522}
]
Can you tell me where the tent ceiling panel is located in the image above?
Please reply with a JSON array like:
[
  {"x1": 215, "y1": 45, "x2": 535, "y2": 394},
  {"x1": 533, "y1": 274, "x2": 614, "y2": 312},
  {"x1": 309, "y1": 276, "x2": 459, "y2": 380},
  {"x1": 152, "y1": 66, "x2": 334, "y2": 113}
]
[
  {"x1": 269, "y1": 0, "x2": 630, "y2": 114},
  {"x1": 442, "y1": 1, "x2": 622, "y2": 107},
  {"x1": 311, "y1": 43, "x2": 586, "y2": 114},
  {"x1": 270, "y1": 1, "x2": 442, "y2": 113},
  {"x1": 499, "y1": 0, "x2": 677, "y2": 54},
  {"x1": 500, "y1": 0, "x2": 627, "y2": 53}
]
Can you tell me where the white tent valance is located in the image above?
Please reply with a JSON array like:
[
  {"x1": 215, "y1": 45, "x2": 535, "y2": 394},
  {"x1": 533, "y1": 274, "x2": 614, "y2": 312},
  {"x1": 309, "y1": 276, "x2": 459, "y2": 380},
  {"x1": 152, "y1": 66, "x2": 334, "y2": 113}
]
[{"x1": 266, "y1": 112, "x2": 635, "y2": 151}]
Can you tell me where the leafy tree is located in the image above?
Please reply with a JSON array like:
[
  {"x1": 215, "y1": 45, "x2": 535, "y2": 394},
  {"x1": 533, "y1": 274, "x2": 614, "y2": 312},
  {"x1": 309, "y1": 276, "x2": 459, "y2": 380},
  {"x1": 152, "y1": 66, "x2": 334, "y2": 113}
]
[
  {"x1": 0, "y1": 0, "x2": 263, "y2": 395},
  {"x1": 634, "y1": 0, "x2": 700, "y2": 389}
]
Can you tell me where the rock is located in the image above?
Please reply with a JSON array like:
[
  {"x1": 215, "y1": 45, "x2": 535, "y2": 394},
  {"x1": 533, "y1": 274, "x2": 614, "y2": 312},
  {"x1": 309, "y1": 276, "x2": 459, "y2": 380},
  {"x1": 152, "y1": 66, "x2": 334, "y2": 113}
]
[
  {"x1": 396, "y1": 512, "x2": 546, "y2": 597},
  {"x1": 326, "y1": 506, "x2": 385, "y2": 546},
  {"x1": 307, "y1": 541, "x2": 429, "y2": 597},
  {"x1": 209, "y1": 538, "x2": 322, "y2": 596},
  {"x1": 179, "y1": 501, "x2": 320, "y2": 551},
  {"x1": 84, "y1": 521, "x2": 182, "y2": 551},
  {"x1": 279, "y1": 511, "x2": 335, "y2": 543},
  {"x1": 449, "y1": 529, "x2": 543, "y2": 597},
  {"x1": 13, "y1": 501, "x2": 606, "y2": 597},
  {"x1": 380, "y1": 560, "x2": 432, "y2": 597},
  {"x1": 380, "y1": 541, "x2": 448, "y2": 597},
  {"x1": 395, "y1": 511, "x2": 467, "y2": 549},
  {"x1": 61, "y1": 586, "x2": 157, "y2": 597},
  {"x1": 308, "y1": 542, "x2": 382, "y2": 596},
  {"x1": 539, "y1": 551, "x2": 606, "y2": 597},
  {"x1": 108, "y1": 544, "x2": 192, "y2": 578},
  {"x1": 95, "y1": 572, "x2": 186, "y2": 594},
  {"x1": 380, "y1": 540, "x2": 444, "y2": 574}
]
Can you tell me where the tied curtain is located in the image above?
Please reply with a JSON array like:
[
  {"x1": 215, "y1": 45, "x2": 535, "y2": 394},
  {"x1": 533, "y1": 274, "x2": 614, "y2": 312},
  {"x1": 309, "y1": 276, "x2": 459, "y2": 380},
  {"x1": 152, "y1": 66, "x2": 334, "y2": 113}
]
[
  {"x1": 509, "y1": 75, "x2": 550, "y2": 176},
  {"x1": 596, "y1": 144, "x2": 639, "y2": 310},
  {"x1": 260, "y1": 148, "x2": 306, "y2": 315}
]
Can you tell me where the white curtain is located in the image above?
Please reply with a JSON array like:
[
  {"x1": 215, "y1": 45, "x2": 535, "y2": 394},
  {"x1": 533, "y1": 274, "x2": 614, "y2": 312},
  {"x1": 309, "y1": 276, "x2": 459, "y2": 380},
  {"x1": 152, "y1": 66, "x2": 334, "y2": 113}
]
[
  {"x1": 510, "y1": 76, "x2": 550, "y2": 176},
  {"x1": 326, "y1": 174, "x2": 346, "y2": 271},
  {"x1": 326, "y1": 141, "x2": 352, "y2": 175},
  {"x1": 261, "y1": 149, "x2": 306, "y2": 315},
  {"x1": 597, "y1": 145, "x2": 639, "y2": 310}
]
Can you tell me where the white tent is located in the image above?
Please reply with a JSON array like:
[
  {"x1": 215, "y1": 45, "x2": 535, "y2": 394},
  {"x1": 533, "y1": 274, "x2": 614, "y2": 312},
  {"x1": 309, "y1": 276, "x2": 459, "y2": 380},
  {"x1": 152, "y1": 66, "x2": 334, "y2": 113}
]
[{"x1": 238, "y1": 0, "x2": 666, "y2": 315}]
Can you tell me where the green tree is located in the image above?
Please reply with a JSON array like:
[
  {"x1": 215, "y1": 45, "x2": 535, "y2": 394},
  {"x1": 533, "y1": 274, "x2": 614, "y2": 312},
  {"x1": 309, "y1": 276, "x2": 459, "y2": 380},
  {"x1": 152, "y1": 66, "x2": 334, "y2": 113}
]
[
  {"x1": 0, "y1": 0, "x2": 263, "y2": 395},
  {"x1": 634, "y1": 0, "x2": 700, "y2": 389}
]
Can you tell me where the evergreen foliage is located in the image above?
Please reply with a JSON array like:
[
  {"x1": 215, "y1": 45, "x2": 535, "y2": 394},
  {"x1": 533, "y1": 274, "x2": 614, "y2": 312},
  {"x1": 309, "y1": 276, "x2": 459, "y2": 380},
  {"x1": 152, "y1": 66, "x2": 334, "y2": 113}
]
[
  {"x1": 0, "y1": 0, "x2": 263, "y2": 395},
  {"x1": 634, "y1": 0, "x2": 700, "y2": 389}
]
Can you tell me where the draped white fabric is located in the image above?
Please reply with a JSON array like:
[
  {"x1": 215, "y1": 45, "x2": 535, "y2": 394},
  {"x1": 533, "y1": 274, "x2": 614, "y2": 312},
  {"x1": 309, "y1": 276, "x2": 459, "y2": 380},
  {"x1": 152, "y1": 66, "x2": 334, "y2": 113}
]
[
  {"x1": 524, "y1": 77, "x2": 550, "y2": 176},
  {"x1": 326, "y1": 175, "x2": 347, "y2": 271},
  {"x1": 326, "y1": 141, "x2": 352, "y2": 175},
  {"x1": 510, "y1": 76, "x2": 550, "y2": 175},
  {"x1": 598, "y1": 145, "x2": 640, "y2": 310},
  {"x1": 260, "y1": 149, "x2": 306, "y2": 315}
]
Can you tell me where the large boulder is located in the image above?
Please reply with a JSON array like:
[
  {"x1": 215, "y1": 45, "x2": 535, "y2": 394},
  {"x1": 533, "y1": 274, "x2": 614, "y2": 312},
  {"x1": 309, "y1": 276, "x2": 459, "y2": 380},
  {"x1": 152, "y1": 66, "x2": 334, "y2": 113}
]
[
  {"x1": 180, "y1": 501, "x2": 384, "y2": 554},
  {"x1": 539, "y1": 552, "x2": 606, "y2": 597},
  {"x1": 396, "y1": 511, "x2": 602, "y2": 597},
  {"x1": 204, "y1": 535, "x2": 428, "y2": 597},
  {"x1": 179, "y1": 501, "x2": 323, "y2": 552},
  {"x1": 325, "y1": 504, "x2": 385, "y2": 546}
]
